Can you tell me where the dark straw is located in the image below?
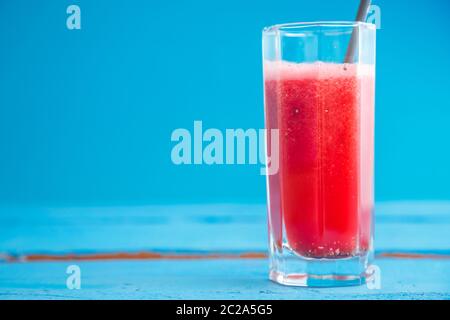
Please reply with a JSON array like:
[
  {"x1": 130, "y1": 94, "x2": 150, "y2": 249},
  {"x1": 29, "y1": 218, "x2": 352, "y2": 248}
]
[{"x1": 344, "y1": 0, "x2": 372, "y2": 63}]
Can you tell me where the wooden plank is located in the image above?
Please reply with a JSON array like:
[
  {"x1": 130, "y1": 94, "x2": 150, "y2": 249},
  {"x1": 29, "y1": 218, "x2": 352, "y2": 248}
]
[
  {"x1": 0, "y1": 258, "x2": 449, "y2": 300},
  {"x1": 0, "y1": 201, "x2": 449, "y2": 299},
  {"x1": 0, "y1": 202, "x2": 449, "y2": 254}
]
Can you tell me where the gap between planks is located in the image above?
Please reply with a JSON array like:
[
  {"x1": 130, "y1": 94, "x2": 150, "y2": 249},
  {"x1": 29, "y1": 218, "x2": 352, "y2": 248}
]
[{"x1": 1, "y1": 250, "x2": 450, "y2": 263}]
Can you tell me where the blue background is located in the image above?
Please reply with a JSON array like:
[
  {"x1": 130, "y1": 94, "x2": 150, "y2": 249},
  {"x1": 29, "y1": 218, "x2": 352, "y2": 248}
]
[{"x1": 0, "y1": 0, "x2": 449, "y2": 206}]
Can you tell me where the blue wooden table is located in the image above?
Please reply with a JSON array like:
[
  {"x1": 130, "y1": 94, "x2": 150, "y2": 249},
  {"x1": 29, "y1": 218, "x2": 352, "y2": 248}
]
[{"x1": 0, "y1": 202, "x2": 449, "y2": 299}]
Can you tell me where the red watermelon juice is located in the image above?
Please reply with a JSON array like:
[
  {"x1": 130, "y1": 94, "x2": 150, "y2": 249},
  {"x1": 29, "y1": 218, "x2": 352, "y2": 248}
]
[{"x1": 264, "y1": 61, "x2": 374, "y2": 259}]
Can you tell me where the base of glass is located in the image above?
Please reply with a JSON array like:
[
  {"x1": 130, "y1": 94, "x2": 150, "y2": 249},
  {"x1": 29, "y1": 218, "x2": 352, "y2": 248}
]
[{"x1": 269, "y1": 248, "x2": 372, "y2": 287}]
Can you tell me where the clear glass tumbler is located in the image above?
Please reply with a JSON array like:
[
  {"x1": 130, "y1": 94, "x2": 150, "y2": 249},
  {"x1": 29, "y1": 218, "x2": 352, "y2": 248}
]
[{"x1": 262, "y1": 21, "x2": 376, "y2": 287}]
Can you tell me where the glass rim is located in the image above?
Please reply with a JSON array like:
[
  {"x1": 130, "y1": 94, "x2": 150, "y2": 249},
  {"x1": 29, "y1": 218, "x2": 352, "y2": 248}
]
[{"x1": 263, "y1": 21, "x2": 376, "y2": 34}]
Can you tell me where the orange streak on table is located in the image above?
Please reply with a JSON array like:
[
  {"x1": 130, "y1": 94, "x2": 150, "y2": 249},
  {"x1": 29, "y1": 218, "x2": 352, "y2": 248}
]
[{"x1": 2, "y1": 251, "x2": 450, "y2": 263}]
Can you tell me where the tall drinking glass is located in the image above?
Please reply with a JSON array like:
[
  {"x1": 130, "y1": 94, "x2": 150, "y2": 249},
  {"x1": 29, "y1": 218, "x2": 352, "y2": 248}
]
[{"x1": 263, "y1": 22, "x2": 376, "y2": 287}]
